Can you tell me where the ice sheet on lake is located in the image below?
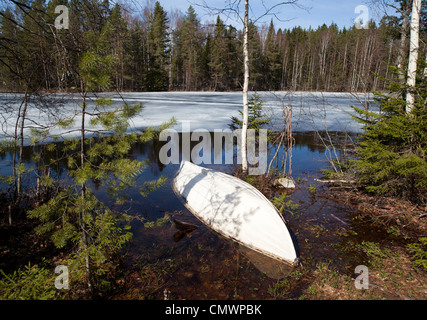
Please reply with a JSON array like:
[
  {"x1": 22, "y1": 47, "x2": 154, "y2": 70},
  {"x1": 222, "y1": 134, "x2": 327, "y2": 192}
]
[{"x1": 0, "y1": 91, "x2": 374, "y2": 145}]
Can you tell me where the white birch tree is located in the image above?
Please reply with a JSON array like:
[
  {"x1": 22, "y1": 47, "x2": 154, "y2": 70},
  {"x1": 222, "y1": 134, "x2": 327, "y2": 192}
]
[
  {"x1": 406, "y1": 0, "x2": 421, "y2": 113},
  {"x1": 242, "y1": 0, "x2": 250, "y2": 173},
  {"x1": 196, "y1": 0, "x2": 303, "y2": 173}
]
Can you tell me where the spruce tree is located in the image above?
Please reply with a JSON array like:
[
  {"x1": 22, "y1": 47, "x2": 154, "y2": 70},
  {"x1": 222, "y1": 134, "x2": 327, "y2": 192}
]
[
  {"x1": 352, "y1": 62, "x2": 427, "y2": 204},
  {"x1": 147, "y1": 1, "x2": 170, "y2": 91},
  {"x1": 107, "y1": 3, "x2": 129, "y2": 91},
  {"x1": 209, "y1": 16, "x2": 227, "y2": 91},
  {"x1": 178, "y1": 6, "x2": 203, "y2": 90},
  {"x1": 200, "y1": 33, "x2": 212, "y2": 89},
  {"x1": 264, "y1": 20, "x2": 282, "y2": 91},
  {"x1": 247, "y1": 22, "x2": 263, "y2": 90},
  {"x1": 225, "y1": 25, "x2": 240, "y2": 90},
  {"x1": 229, "y1": 92, "x2": 272, "y2": 132},
  {"x1": 127, "y1": 20, "x2": 146, "y2": 91}
]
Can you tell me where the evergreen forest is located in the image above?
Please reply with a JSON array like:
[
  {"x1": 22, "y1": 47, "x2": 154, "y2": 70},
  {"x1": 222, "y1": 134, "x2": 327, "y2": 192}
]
[{"x1": 1, "y1": 0, "x2": 425, "y2": 93}]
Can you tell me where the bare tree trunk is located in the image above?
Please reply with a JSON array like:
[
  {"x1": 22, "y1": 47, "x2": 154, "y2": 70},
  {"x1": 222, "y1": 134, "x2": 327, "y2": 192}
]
[
  {"x1": 241, "y1": 0, "x2": 250, "y2": 174},
  {"x1": 343, "y1": 41, "x2": 348, "y2": 73},
  {"x1": 80, "y1": 92, "x2": 93, "y2": 293},
  {"x1": 406, "y1": 0, "x2": 421, "y2": 114},
  {"x1": 423, "y1": 53, "x2": 427, "y2": 79},
  {"x1": 17, "y1": 92, "x2": 28, "y2": 197},
  {"x1": 13, "y1": 89, "x2": 29, "y2": 203},
  {"x1": 12, "y1": 94, "x2": 24, "y2": 202},
  {"x1": 351, "y1": 39, "x2": 359, "y2": 91},
  {"x1": 281, "y1": 52, "x2": 287, "y2": 90},
  {"x1": 396, "y1": 1, "x2": 412, "y2": 83},
  {"x1": 292, "y1": 45, "x2": 298, "y2": 90},
  {"x1": 8, "y1": 204, "x2": 12, "y2": 226},
  {"x1": 384, "y1": 39, "x2": 393, "y2": 90},
  {"x1": 373, "y1": 61, "x2": 381, "y2": 91}
]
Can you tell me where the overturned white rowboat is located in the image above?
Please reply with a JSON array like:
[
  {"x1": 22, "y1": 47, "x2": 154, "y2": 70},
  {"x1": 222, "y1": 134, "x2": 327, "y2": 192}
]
[{"x1": 173, "y1": 161, "x2": 298, "y2": 265}]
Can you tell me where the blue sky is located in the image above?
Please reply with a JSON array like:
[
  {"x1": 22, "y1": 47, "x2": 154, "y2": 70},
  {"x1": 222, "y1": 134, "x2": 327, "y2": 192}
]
[{"x1": 156, "y1": 0, "x2": 394, "y2": 30}]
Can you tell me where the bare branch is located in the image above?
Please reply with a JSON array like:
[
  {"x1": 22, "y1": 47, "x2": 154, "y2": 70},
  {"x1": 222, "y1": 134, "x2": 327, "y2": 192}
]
[
  {"x1": 192, "y1": 0, "x2": 308, "y2": 25},
  {"x1": 192, "y1": 0, "x2": 245, "y2": 24},
  {"x1": 253, "y1": 0, "x2": 308, "y2": 24}
]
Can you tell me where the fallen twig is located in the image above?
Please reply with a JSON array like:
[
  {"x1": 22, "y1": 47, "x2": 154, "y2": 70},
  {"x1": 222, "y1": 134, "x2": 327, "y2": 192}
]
[
  {"x1": 330, "y1": 214, "x2": 348, "y2": 225},
  {"x1": 315, "y1": 179, "x2": 356, "y2": 184}
]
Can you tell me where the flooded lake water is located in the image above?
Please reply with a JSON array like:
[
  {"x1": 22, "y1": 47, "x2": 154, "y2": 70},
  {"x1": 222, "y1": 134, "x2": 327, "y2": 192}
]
[
  {"x1": 0, "y1": 92, "x2": 383, "y2": 299},
  {"x1": 116, "y1": 133, "x2": 365, "y2": 299},
  {"x1": 1, "y1": 130, "x2": 366, "y2": 299}
]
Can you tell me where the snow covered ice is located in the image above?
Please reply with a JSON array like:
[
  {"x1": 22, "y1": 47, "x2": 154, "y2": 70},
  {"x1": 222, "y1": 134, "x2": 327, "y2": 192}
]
[{"x1": 0, "y1": 91, "x2": 375, "y2": 145}]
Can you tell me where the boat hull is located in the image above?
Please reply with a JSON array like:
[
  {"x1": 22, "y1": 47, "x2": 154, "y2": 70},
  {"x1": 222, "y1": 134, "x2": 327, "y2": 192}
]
[{"x1": 173, "y1": 161, "x2": 298, "y2": 265}]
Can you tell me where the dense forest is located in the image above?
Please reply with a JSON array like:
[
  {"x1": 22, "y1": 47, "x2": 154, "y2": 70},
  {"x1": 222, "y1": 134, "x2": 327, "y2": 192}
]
[{"x1": 1, "y1": 0, "x2": 425, "y2": 93}]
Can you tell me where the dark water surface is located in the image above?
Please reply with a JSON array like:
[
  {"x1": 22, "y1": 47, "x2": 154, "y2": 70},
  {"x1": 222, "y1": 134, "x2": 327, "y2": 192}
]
[{"x1": 0, "y1": 131, "x2": 371, "y2": 299}]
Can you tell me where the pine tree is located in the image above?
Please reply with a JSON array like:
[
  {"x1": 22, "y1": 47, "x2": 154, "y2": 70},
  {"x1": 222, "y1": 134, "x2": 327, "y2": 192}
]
[{"x1": 27, "y1": 20, "x2": 173, "y2": 295}]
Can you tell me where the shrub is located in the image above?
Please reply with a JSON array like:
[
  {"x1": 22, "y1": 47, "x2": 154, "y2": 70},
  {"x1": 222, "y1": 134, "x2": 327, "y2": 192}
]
[
  {"x1": 351, "y1": 64, "x2": 427, "y2": 204},
  {"x1": 229, "y1": 92, "x2": 272, "y2": 132},
  {"x1": 407, "y1": 237, "x2": 427, "y2": 271},
  {"x1": 0, "y1": 264, "x2": 58, "y2": 300}
]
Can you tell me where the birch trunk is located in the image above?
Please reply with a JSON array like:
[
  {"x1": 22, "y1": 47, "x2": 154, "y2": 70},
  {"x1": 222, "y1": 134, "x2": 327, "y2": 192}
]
[
  {"x1": 351, "y1": 39, "x2": 359, "y2": 91},
  {"x1": 80, "y1": 92, "x2": 93, "y2": 293},
  {"x1": 241, "y1": 0, "x2": 249, "y2": 174},
  {"x1": 406, "y1": 0, "x2": 421, "y2": 114},
  {"x1": 17, "y1": 93, "x2": 28, "y2": 198},
  {"x1": 13, "y1": 89, "x2": 29, "y2": 200},
  {"x1": 396, "y1": 2, "x2": 411, "y2": 83},
  {"x1": 384, "y1": 39, "x2": 393, "y2": 90}
]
